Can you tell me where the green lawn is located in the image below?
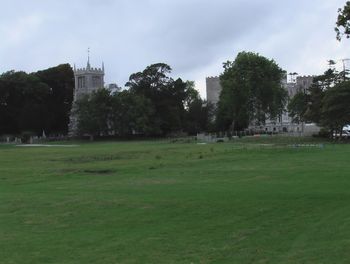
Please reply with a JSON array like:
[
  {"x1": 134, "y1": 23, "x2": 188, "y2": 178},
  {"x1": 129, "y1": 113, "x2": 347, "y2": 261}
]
[{"x1": 1, "y1": 139, "x2": 350, "y2": 263}]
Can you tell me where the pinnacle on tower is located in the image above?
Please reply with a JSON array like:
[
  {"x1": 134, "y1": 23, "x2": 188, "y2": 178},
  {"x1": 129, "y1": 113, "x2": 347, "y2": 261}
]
[{"x1": 87, "y1": 47, "x2": 91, "y2": 70}]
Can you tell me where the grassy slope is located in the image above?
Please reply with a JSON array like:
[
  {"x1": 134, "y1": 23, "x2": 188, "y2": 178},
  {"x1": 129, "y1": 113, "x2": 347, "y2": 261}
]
[{"x1": 1, "y1": 139, "x2": 350, "y2": 263}]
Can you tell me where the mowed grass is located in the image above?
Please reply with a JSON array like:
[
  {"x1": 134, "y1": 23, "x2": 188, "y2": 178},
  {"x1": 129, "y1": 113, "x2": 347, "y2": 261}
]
[{"x1": 1, "y1": 139, "x2": 350, "y2": 263}]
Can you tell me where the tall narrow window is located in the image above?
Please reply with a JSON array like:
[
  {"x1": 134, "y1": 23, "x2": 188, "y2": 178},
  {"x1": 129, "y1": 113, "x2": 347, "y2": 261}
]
[
  {"x1": 78, "y1": 77, "x2": 86, "y2": 88},
  {"x1": 92, "y1": 76, "x2": 101, "y2": 88}
]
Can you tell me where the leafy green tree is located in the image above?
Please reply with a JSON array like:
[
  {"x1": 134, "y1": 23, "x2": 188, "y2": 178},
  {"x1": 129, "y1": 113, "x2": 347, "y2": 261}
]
[
  {"x1": 304, "y1": 82, "x2": 324, "y2": 124},
  {"x1": 288, "y1": 91, "x2": 308, "y2": 123},
  {"x1": 74, "y1": 88, "x2": 112, "y2": 140},
  {"x1": 304, "y1": 67, "x2": 345, "y2": 125},
  {"x1": 321, "y1": 81, "x2": 350, "y2": 136},
  {"x1": 336, "y1": 1, "x2": 350, "y2": 40},
  {"x1": 126, "y1": 63, "x2": 189, "y2": 135},
  {"x1": 186, "y1": 99, "x2": 214, "y2": 135},
  {"x1": 111, "y1": 91, "x2": 154, "y2": 136},
  {"x1": 0, "y1": 71, "x2": 51, "y2": 135},
  {"x1": 216, "y1": 52, "x2": 287, "y2": 131},
  {"x1": 35, "y1": 64, "x2": 74, "y2": 134},
  {"x1": 181, "y1": 82, "x2": 214, "y2": 134}
]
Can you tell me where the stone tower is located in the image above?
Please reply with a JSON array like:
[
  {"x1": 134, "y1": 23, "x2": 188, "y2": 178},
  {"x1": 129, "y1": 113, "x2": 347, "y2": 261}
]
[
  {"x1": 68, "y1": 56, "x2": 105, "y2": 137},
  {"x1": 206, "y1": 76, "x2": 222, "y2": 106}
]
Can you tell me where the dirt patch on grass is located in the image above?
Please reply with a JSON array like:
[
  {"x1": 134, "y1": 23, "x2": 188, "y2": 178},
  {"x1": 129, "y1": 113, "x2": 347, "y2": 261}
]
[
  {"x1": 62, "y1": 151, "x2": 149, "y2": 163},
  {"x1": 82, "y1": 169, "x2": 115, "y2": 174},
  {"x1": 58, "y1": 168, "x2": 116, "y2": 175}
]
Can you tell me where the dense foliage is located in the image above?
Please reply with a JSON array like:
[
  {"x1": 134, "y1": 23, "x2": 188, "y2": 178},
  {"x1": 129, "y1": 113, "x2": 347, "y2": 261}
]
[
  {"x1": 321, "y1": 81, "x2": 350, "y2": 134},
  {"x1": 216, "y1": 52, "x2": 287, "y2": 131},
  {"x1": 287, "y1": 66, "x2": 350, "y2": 136},
  {"x1": 0, "y1": 64, "x2": 74, "y2": 136},
  {"x1": 74, "y1": 63, "x2": 212, "y2": 138},
  {"x1": 287, "y1": 91, "x2": 308, "y2": 124},
  {"x1": 35, "y1": 64, "x2": 74, "y2": 134}
]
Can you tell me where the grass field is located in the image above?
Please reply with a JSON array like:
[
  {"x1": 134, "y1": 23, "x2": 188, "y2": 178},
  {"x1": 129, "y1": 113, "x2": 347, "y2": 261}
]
[{"x1": 1, "y1": 138, "x2": 350, "y2": 263}]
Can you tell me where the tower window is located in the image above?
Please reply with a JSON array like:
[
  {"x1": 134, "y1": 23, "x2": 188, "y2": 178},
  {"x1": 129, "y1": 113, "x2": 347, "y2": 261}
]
[
  {"x1": 78, "y1": 77, "x2": 86, "y2": 88},
  {"x1": 93, "y1": 76, "x2": 101, "y2": 88}
]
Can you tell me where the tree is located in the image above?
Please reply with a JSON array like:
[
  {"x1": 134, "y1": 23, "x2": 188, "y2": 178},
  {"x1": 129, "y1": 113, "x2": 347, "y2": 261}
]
[
  {"x1": 335, "y1": 1, "x2": 350, "y2": 40},
  {"x1": 304, "y1": 81, "x2": 324, "y2": 124},
  {"x1": 111, "y1": 91, "x2": 154, "y2": 136},
  {"x1": 216, "y1": 52, "x2": 287, "y2": 131},
  {"x1": 35, "y1": 64, "x2": 74, "y2": 134},
  {"x1": 303, "y1": 67, "x2": 345, "y2": 125},
  {"x1": 74, "y1": 88, "x2": 112, "y2": 140},
  {"x1": 288, "y1": 91, "x2": 308, "y2": 124},
  {"x1": 0, "y1": 71, "x2": 51, "y2": 135},
  {"x1": 0, "y1": 64, "x2": 74, "y2": 137},
  {"x1": 183, "y1": 82, "x2": 214, "y2": 134},
  {"x1": 126, "y1": 63, "x2": 189, "y2": 135},
  {"x1": 321, "y1": 81, "x2": 350, "y2": 136}
]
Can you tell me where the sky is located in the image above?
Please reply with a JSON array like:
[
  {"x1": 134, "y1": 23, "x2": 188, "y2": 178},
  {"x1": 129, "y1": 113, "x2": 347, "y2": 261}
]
[{"x1": 1, "y1": 0, "x2": 349, "y2": 97}]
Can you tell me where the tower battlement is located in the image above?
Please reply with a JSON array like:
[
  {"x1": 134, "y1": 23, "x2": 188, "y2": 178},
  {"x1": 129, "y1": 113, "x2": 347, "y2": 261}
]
[
  {"x1": 206, "y1": 76, "x2": 221, "y2": 105},
  {"x1": 206, "y1": 76, "x2": 220, "y2": 80},
  {"x1": 74, "y1": 67, "x2": 104, "y2": 74}
]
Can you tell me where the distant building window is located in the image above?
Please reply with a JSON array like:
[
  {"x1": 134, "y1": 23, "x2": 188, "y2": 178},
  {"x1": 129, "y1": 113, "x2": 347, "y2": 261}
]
[
  {"x1": 92, "y1": 76, "x2": 101, "y2": 88},
  {"x1": 78, "y1": 77, "x2": 86, "y2": 88}
]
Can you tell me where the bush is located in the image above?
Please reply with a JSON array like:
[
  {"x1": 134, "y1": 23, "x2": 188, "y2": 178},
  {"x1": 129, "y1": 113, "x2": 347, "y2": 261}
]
[
  {"x1": 21, "y1": 131, "x2": 35, "y2": 144},
  {"x1": 317, "y1": 128, "x2": 330, "y2": 138}
]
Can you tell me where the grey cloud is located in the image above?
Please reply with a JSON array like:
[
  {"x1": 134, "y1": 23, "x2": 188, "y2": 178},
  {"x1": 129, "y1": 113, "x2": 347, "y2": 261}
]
[{"x1": 1, "y1": 0, "x2": 349, "y2": 97}]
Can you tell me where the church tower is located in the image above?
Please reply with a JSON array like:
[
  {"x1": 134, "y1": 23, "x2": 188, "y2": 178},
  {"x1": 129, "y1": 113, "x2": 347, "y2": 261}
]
[
  {"x1": 68, "y1": 51, "x2": 105, "y2": 137},
  {"x1": 73, "y1": 52, "x2": 104, "y2": 100}
]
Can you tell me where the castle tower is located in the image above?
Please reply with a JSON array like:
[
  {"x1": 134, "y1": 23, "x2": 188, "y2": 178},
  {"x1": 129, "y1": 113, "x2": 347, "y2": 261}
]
[
  {"x1": 68, "y1": 53, "x2": 105, "y2": 137},
  {"x1": 73, "y1": 56, "x2": 105, "y2": 101},
  {"x1": 206, "y1": 76, "x2": 222, "y2": 106}
]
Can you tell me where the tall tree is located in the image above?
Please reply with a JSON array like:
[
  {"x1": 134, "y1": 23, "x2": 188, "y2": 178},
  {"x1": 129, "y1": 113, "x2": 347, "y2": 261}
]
[
  {"x1": 288, "y1": 91, "x2": 308, "y2": 123},
  {"x1": 216, "y1": 52, "x2": 287, "y2": 131},
  {"x1": 183, "y1": 81, "x2": 214, "y2": 134},
  {"x1": 35, "y1": 64, "x2": 74, "y2": 134},
  {"x1": 321, "y1": 81, "x2": 350, "y2": 136},
  {"x1": 126, "y1": 63, "x2": 189, "y2": 135},
  {"x1": 304, "y1": 81, "x2": 324, "y2": 124},
  {"x1": 0, "y1": 71, "x2": 51, "y2": 135},
  {"x1": 336, "y1": 1, "x2": 350, "y2": 40},
  {"x1": 304, "y1": 67, "x2": 345, "y2": 125},
  {"x1": 111, "y1": 91, "x2": 154, "y2": 136},
  {"x1": 74, "y1": 88, "x2": 112, "y2": 140}
]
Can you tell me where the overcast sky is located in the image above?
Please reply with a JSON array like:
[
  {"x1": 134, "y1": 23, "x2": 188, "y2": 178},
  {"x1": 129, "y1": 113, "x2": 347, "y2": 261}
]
[{"x1": 1, "y1": 0, "x2": 349, "y2": 97}]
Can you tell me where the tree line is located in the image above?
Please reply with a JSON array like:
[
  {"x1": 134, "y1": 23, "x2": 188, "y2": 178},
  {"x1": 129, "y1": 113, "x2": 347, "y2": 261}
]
[
  {"x1": 0, "y1": 63, "x2": 212, "y2": 138},
  {"x1": 286, "y1": 1, "x2": 350, "y2": 137},
  {"x1": 288, "y1": 66, "x2": 350, "y2": 137},
  {"x1": 0, "y1": 64, "x2": 74, "y2": 136},
  {"x1": 74, "y1": 63, "x2": 213, "y2": 138}
]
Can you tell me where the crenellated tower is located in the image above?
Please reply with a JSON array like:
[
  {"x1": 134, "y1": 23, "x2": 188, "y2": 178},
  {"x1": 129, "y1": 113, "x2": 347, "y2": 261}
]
[
  {"x1": 73, "y1": 58, "x2": 104, "y2": 101},
  {"x1": 68, "y1": 53, "x2": 105, "y2": 137}
]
